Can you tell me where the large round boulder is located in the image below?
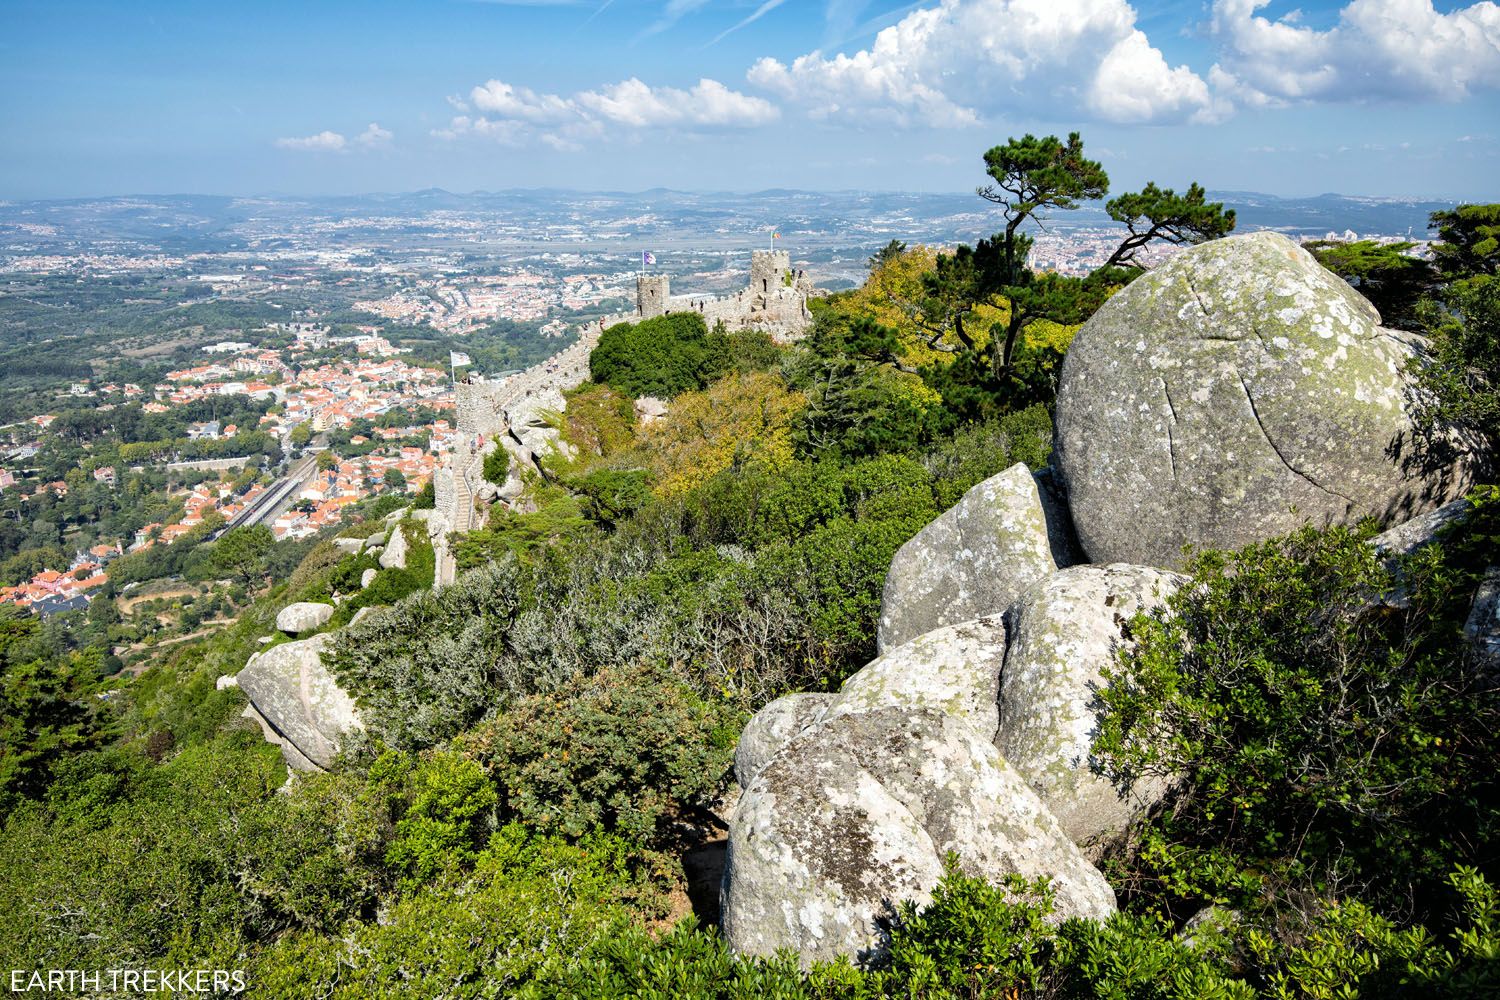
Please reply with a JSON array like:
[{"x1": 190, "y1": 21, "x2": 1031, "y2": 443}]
[
  {"x1": 275, "y1": 601, "x2": 334, "y2": 635},
  {"x1": 996, "y1": 565, "x2": 1184, "y2": 847},
  {"x1": 234, "y1": 633, "x2": 363, "y2": 770},
  {"x1": 722, "y1": 707, "x2": 1116, "y2": 966},
  {"x1": 878, "y1": 463, "x2": 1079, "y2": 651},
  {"x1": 1055, "y1": 231, "x2": 1472, "y2": 570},
  {"x1": 826, "y1": 615, "x2": 1009, "y2": 740}
]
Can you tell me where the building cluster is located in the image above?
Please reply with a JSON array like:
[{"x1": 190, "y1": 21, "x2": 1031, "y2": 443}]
[
  {"x1": 0, "y1": 543, "x2": 117, "y2": 615},
  {"x1": 272, "y1": 447, "x2": 438, "y2": 540},
  {"x1": 0, "y1": 330, "x2": 464, "y2": 612},
  {"x1": 1025, "y1": 229, "x2": 1186, "y2": 276},
  {"x1": 155, "y1": 337, "x2": 453, "y2": 442}
]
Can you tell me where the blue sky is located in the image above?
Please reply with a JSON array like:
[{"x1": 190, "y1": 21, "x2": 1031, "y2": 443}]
[{"x1": 2, "y1": 0, "x2": 1496, "y2": 200}]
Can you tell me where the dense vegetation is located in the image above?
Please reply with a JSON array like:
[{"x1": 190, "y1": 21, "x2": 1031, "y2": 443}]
[{"x1": 1, "y1": 139, "x2": 1496, "y2": 997}]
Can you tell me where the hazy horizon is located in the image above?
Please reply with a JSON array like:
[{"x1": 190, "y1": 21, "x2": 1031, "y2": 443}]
[{"x1": 0, "y1": 184, "x2": 1473, "y2": 205}]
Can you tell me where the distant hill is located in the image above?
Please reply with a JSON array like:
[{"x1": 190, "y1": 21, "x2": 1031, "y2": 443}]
[
  {"x1": 0, "y1": 188, "x2": 1462, "y2": 259},
  {"x1": 1207, "y1": 191, "x2": 1456, "y2": 239}
]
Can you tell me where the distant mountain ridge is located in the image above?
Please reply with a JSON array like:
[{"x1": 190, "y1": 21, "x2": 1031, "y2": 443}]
[{"x1": 0, "y1": 188, "x2": 1460, "y2": 258}]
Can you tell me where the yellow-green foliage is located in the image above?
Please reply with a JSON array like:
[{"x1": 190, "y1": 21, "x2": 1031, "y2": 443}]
[
  {"x1": 560, "y1": 381, "x2": 638, "y2": 462},
  {"x1": 644, "y1": 370, "x2": 805, "y2": 499}
]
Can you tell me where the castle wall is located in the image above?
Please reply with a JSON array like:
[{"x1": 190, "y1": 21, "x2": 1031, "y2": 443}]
[
  {"x1": 455, "y1": 380, "x2": 514, "y2": 439},
  {"x1": 437, "y1": 253, "x2": 819, "y2": 571},
  {"x1": 637, "y1": 274, "x2": 670, "y2": 319},
  {"x1": 750, "y1": 249, "x2": 791, "y2": 295},
  {"x1": 668, "y1": 283, "x2": 811, "y2": 342}
]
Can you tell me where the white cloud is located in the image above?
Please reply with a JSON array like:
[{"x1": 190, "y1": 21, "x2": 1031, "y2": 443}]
[
  {"x1": 745, "y1": 0, "x2": 1499, "y2": 129},
  {"x1": 355, "y1": 122, "x2": 393, "y2": 148},
  {"x1": 438, "y1": 75, "x2": 778, "y2": 147},
  {"x1": 747, "y1": 0, "x2": 1225, "y2": 127},
  {"x1": 274, "y1": 130, "x2": 348, "y2": 152},
  {"x1": 276, "y1": 123, "x2": 392, "y2": 153},
  {"x1": 470, "y1": 80, "x2": 578, "y2": 123},
  {"x1": 1209, "y1": 0, "x2": 1500, "y2": 105},
  {"x1": 577, "y1": 77, "x2": 780, "y2": 127}
]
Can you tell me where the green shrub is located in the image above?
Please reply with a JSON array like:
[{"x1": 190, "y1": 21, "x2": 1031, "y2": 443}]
[
  {"x1": 1254, "y1": 866, "x2": 1500, "y2": 999},
  {"x1": 590, "y1": 313, "x2": 729, "y2": 398},
  {"x1": 236, "y1": 766, "x2": 392, "y2": 931},
  {"x1": 0, "y1": 732, "x2": 285, "y2": 971},
  {"x1": 252, "y1": 824, "x2": 667, "y2": 999},
  {"x1": 725, "y1": 329, "x2": 784, "y2": 373},
  {"x1": 482, "y1": 444, "x2": 509, "y2": 484},
  {"x1": 1095, "y1": 500, "x2": 1500, "y2": 919},
  {"x1": 1413, "y1": 274, "x2": 1500, "y2": 462},
  {"x1": 372, "y1": 749, "x2": 498, "y2": 886},
  {"x1": 413, "y1": 477, "x2": 436, "y2": 509},
  {"x1": 539, "y1": 861, "x2": 1254, "y2": 999},
  {"x1": 324, "y1": 559, "x2": 531, "y2": 749},
  {"x1": 570, "y1": 468, "x2": 655, "y2": 528},
  {"x1": 559, "y1": 381, "x2": 638, "y2": 460},
  {"x1": 460, "y1": 661, "x2": 735, "y2": 843}
]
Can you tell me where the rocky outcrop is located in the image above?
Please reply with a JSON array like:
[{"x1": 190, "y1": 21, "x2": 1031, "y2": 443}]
[
  {"x1": 635, "y1": 395, "x2": 668, "y2": 426},
  {"x1": 1370, "y1": 497, "x2": 1472, "y2": 560},
  {"x1": 234, "y1": 633, "x2": 363, "y2": 770},
  {"x1": 996, "y1": 565, "x2": 1183, "y2": 846},
  {"x1": 878, "y1": 464, "x2": 1078, "y2": 651},
  {"x1": 1466, "y1": 568, "x2": 1500, "y2": 671},
  {"x1": 722, "y1": 707, "x2": 1115, "y2": 966},
  {"x1": 734, "y1": 692, "x2": 832, "y2": 789},
  {"x1": 720, "y1": 231, "x2": 1485, "y2": 969},
  {"x1": 1055, "y1": 231, "x2": 1472, "y2": 570},
  {"x1": 360, "y1": 568, "x2": 377, "y2": 589},
  {"x1": 505, "y1": 386, "x2": 568, "y2": 464},
  {"x1": 275, "y1": 601, "x2": 334, "y2": 635},
  {"x1": 827, "y1": 616, "x2": 1009, "y2": 739},
  {"x1": 379, "y1": 524, "x2": 408, "y2": 570}
]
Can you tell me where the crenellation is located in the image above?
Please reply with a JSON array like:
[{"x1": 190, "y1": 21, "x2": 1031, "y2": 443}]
[
  {"x1": 636, "y1": 274, "x2": 670, "y2": 319},
  {"x1": 434, "y1": 250, "x2": 823, "y2": 579},
  {"x1": 650, "y1": 248, "x2": 818, "y2": 342}
]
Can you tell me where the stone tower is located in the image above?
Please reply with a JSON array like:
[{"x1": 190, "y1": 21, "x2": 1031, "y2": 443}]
[
  {"x1": 750, "y1": 250, "x2": 791, "y2": 295},
  {"x1": 637, "y1": 274, "x2": 670, "y2": 319}
]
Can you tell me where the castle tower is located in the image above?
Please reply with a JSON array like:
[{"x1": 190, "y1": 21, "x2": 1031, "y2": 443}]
[
  {"x1": 637, "y1": 274, "x2": 670, "y2": 319},
  {"x1": 750, "y1": 249, "x2": 791, "y2": 294}
]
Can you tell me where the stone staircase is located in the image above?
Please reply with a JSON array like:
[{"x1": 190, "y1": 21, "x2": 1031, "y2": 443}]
[
  {"x1": 433, "y1": 317, "x2": 617, "y2": 587},
  {"x1": 432, "y1": 443, "x2": 485, "y2": 586}
]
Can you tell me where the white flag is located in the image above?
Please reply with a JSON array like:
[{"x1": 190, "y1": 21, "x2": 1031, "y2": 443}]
[{"x1": 450, "y1": 351, "x2": 472, "y2": 367}]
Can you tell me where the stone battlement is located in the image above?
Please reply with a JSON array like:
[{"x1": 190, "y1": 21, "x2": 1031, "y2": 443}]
[
  {"x1": 633, "y1": 248, "x2": 817, "y2": 342},
  {"x1": 435, "y1": 250, "x2": 821, "y2": 583}
]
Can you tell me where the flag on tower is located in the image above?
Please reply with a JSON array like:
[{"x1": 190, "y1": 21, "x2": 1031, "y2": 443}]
[
  {"x1": 450, "y1": 351, "x2": 472, "y2": 367},
  {"x1": 642, "y1": 251, "x2": 656, "y2": 266}
]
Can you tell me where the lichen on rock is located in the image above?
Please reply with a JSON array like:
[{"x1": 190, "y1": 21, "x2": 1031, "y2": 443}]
[
  {"x1": 878, "y1": 463, "x2": 1079, "y2": 651},
  {"x1": 233, "y1": 633, "x2": 363, "y2": 771},
  {"x1": 1055, "y1": 231, "x2": 1473, "y2": 570},
  {"x1": 722, "y1": 707, "x2": 1116, "y2": 966},
  {"x1": 826, "y1": 615, "x2": 1009, "y2": 740},
  {"x1": 996, "y1": 564, "x2": 1184, "y2": 847}
]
